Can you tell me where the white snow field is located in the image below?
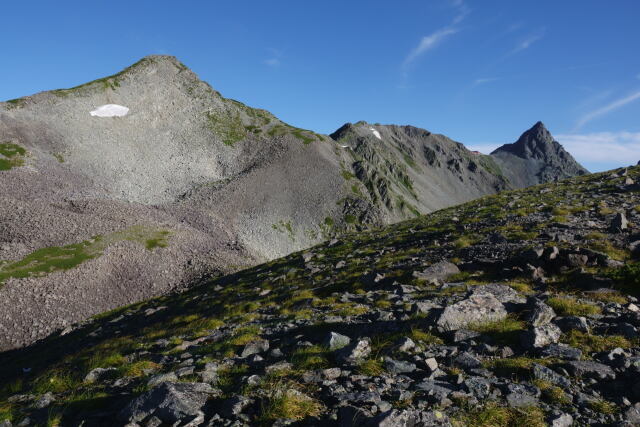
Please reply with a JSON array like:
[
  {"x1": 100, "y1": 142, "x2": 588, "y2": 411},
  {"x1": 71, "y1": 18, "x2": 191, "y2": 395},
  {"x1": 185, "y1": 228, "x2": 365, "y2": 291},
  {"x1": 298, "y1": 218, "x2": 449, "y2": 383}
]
[
  {"x1": 90, "y1": 104, "x2": 130, "y2": 117},
  {"x1": 370, "y1": 128, "x2": 382, "y2": 140}
]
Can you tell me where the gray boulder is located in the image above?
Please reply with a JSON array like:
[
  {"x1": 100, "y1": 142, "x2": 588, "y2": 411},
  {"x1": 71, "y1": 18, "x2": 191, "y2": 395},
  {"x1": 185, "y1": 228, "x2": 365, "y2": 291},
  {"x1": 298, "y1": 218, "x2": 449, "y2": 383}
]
[
  {"x1": 84, "y1": 367, "x2": 118, "y2": 383},
  {"x1": 147, "y1": 372, "x2": 179, "y2": 387},
  {"x1": 539, "y1": 343, "x2": 582, "y2": 360},
  {"x1": 413, "y1": 260, "x2": 460, "y2": 283},
  {"x1": 624, "y1": 403, "x2": 640, "y2": 424},
  {"x1": 336, "y1": 339, "x2": 372, "y2": 365},
  {"x1": 384, "y1": 357, "x2": 417, "y2": 374},
  {"x1": 525, "y1": 299, "x2": 556, "y2": 326},
  {"x1": 505, "y1": 383, "x2": 540, "y2": 407},
  {"x1": 554, "y1": 316, "x2": 589, "y2": 333},
  {"x1": 471, "y1": 284, "x2": 526, "y2": 304},
  {"x1": 548, "y1": 412, "x2": 573, "y2": 427},
  {"x1": 324, "y1": 332, "x2": 351, "y2": 351},
  {"x1": 532, "y1": 364, "x2": 571, "y2": 388},
  {"x1": 241, "y1": 339, "x2": 269, "y2": 358},
  {"x1": 521, "y1": 323, "x2": 561, "y2": 349},
  {"x1": 220, "y1": 395, "x2": 255, "y2": 418},
  {"x1": 564, "y1": 361, "x2": 615, "y2": 380},
  {"x1": 611, "y1": 212, "x2": 628, "y2": 232},
  {"x1": 368, "y1": 409, "x2": 451, "y2": 426},
  {"x1": 119, "y1": 382, "x2": 214, "y2": 424},
  {"x1": 436, "y1": 293, "x2": 507, "y2": 331}
]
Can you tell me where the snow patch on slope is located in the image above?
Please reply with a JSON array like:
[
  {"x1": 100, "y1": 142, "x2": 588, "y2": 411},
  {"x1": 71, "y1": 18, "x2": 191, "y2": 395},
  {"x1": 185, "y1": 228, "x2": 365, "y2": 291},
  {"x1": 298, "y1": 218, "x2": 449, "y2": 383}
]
[
  {"x1": 370, "y1": 128, "x2": 382, "y2": 140},
  {"x1": 90, "y1": 104, "x2": 129, "y2": 117}
]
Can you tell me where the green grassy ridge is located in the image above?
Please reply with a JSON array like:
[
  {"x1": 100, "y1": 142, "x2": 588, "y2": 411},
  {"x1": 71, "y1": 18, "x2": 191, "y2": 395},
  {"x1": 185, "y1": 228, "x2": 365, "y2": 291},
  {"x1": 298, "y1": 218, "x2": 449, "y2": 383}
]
[
  {"x1": 0, "y1": 165, "x2": 637, "y2": 423},
  {"x1": 51, "y1": 57, "x2": 158, "y2": 97},
  {"x1": 0, "y1": 226, "x2": 171, "y2": 286}
]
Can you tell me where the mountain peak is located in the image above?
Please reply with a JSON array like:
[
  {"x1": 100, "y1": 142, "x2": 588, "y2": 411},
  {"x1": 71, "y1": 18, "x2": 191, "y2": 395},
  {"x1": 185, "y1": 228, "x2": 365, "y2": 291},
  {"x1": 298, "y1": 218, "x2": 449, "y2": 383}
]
[
  {"x1": 490, "y1": 122, "x2": 589, "y2": 187},
  {"x1": 492, "y1": 121, "x2": 555, "y2": 159}
]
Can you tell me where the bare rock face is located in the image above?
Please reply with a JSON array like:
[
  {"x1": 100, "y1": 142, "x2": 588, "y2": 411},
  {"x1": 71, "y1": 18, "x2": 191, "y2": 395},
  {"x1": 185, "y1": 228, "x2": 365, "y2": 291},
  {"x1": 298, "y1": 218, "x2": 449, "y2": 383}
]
[
  {"x1": 491, "y1": 121, "x2": 589, "y2": 188},
  {"x1": 436, "y1": 293, "x2": 507, "y2": 331},
  {"x1": 119, "y1": 382, "x2": 215, "y2": 424}
]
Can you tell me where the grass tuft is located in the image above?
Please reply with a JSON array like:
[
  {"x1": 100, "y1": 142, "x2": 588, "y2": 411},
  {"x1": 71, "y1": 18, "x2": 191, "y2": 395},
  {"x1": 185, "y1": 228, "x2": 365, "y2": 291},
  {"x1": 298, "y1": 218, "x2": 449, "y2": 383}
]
[{"x1": 546, "y1": 296, "x2": 601, "y2": 316}]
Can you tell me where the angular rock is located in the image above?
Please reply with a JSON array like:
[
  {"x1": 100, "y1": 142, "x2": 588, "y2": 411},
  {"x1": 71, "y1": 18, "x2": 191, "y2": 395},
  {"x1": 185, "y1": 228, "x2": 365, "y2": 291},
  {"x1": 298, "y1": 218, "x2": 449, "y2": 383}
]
[
  {"x1": 147, "y1": 372, "x2": 179, "y2": 387},
  {"x1": 564, "y1": 360, "x2": 615, "y2": 380},
  {"x1": 471, "y1": 284, "x2": 526, "y2": 304},
  {"x1": 504, "y1": 383, "x2": 540, "y2": 407},
  {"x1": 554, "y1": 316, "x2": 589, "y2": 333},
  {"x1": 241, "y1": 339, "x2": 269, "y2": 358},
  {"x1": 539, "y1": 343, "x2": 582, "y2": 360},
  {"x1": 566, "y1": 253, "x2": 588, "y2": 267},
  {"x1": 532, "y1": 364, "x2": 571, "y2": 388},
  {"x1": 436, "y1": 293, "x2": 507, "y2": 331},
  {"x1": 220, "y1": 395, "x2": 255, "y2": 418},
  {"x1": 624, "y1": 403, "x2": 640, "y2": 424},
  {"x1": 424, "y1": 357, "x2": 438, "y2": 372},
  {"x1": 34, "y1": 392, "x2": 55, "y2": 409},
  {"x1": 336, "y1": 339, "x2": 372, "y2": 365},
  {"x1": 397, "y1": 337, "x2": 416, "y2": 353},
  {"x1": 322, "y1": 367, "x2": 342, "y2": 380},
  {"x1": 548, "y1": 412, "x2": 573, "y2": 427},
  {"x1": 119, "y1": 382, "x2": 213, "y2": 424},
  {"x1": 464, "y1": 377, "x2": 491, "y2": 399},
  {"x1": 324, "y1": 332, "x2": 351, "y2": 351},
  {"x1": 414, "y1": 380, "x2": 456, "y2": 399},
  {"x1": 525, "y1": 299, "x2": 556, "y2": 326},
  {"x1": 413, "y1": 260, "x2": 460, "y2": 283},
  {"x1": 265, "y1": 361, "x2": 293, "y2": 374},
  {"x1": 411, "y1": 301, "x2": 438, "y2": 315},
  {"x1": 450, "y1": 329, "x2": 480, "y2": 342},
  {"x1": 611, "y1": 212, "x2": 628, "y2": 232},
  {"x1": 454, "y1": 352, "x2": 482, "y2": 369},
  {"x1": 368, "y1": 409, "x2": 451, "y2": 426},
  {"x1": 521, "y1": 323, "x2": 561, "y2": 349},
  {"x1": 200, "y1": 362, "x2": 219, "y2": 384},
  {"x1": 384, "y1": 357, "x2": 417, "y2": 374},
  {"x1": 84, "y1": 367, "x2": 118, "y2": 383}
]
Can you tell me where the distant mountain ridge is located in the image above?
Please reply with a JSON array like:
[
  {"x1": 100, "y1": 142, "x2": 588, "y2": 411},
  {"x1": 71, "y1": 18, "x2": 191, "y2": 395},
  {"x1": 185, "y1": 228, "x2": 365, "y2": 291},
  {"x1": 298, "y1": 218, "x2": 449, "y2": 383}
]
[{"x1": 0, "y1": 55, "x2": 588, "y2": 349}]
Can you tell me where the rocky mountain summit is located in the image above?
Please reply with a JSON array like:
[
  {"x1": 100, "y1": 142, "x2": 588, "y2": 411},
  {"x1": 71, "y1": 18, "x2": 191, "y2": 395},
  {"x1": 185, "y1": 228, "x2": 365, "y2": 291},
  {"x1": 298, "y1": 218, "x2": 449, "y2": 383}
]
[
  {"x1": 0, "y1": 55, "x2": 588, "y2": 350},
  {"x1": 491, "y1": 121, "x2": 589, "y2": 188},
  {"x1": 0, "y1": 165, "x2": 638, "y2": 426}
]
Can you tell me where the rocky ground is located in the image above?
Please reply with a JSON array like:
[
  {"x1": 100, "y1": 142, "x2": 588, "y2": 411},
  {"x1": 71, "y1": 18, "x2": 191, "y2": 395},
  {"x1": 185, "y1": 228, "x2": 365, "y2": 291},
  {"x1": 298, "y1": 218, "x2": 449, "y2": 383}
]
[{"x1": 0, "y1": 165, "x2": 638, "y2": 426}]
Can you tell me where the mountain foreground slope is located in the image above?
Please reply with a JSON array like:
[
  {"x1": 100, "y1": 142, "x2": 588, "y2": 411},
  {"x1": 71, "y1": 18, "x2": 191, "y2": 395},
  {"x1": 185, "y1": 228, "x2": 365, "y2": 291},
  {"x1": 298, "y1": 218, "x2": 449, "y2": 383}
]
[
  {"x1": 0, "y1": 55, "x2": 587, "y2": 349},
  {"x1": 0, "y1": 165, "x2": 638, "y2": 426}
]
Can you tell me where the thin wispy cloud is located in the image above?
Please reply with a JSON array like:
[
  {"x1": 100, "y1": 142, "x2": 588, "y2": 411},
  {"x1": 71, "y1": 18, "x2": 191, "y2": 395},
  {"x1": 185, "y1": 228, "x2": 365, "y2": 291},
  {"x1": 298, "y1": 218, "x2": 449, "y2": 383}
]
[
  {"x1": 575, "y1": 90, "x2": 640, "y2": 129},
  {"x1": 403, "y1": 28, "x2": 458, "y2": 67},
  {"x1": 450, "y1": 0, "x2": 470, "y2": 24},
  {"x1": 473, "y1": 77, "x2": 499, "y2": 86},
  {"x1": 264, "y1": 48, "x2": 283, "y2": 67},
  {"x1": 510, "y1": 28, "x2": 545, "y2": 55},
  {"x1": 401, "y1": 0, "x2": 469, "y2": 70},
  {"x1": 556, "y1": 131, "x2": 640, "y2": 169}
]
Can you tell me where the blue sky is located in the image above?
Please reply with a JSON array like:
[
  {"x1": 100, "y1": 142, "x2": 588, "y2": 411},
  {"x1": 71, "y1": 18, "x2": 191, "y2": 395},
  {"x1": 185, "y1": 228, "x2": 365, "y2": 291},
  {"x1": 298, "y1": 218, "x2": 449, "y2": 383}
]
[{"x1": 2, "y1": 1, "x2": 639, "y2": 172}]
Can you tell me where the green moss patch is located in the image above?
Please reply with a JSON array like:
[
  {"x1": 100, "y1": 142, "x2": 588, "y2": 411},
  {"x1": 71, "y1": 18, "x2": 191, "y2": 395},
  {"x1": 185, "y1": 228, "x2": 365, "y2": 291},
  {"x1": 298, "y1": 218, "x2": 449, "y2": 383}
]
[
  {"x1": 0, "y1": 226, "x2": 172, "y2": 285},
  {"x1": 206, "y1": 110, "x2": 246, "y2": 147},
  {"x1": 0, "y1": 142, "x2": 26, "y2": 171}
]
